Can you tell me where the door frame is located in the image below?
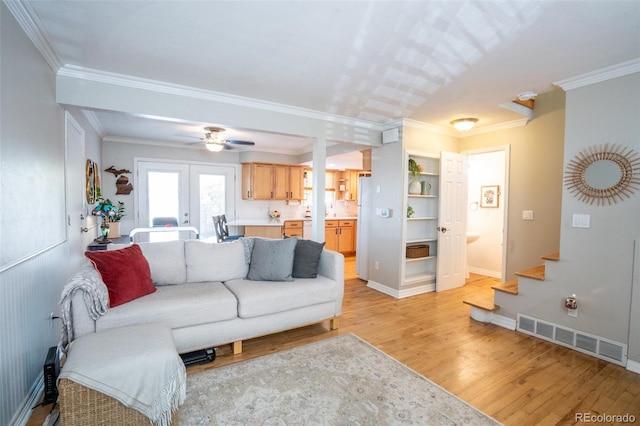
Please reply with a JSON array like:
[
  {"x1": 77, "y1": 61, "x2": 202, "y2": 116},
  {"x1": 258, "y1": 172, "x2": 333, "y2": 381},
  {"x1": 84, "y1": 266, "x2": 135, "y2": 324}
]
[
  {"x1": 64, "y1": 111, "x2": 87, "y2": 274},
  {"x1": 461, "y1": 145, "x2": 510, "y2": 280},
  {"x1": 134, "y1": 157, "x2": 238, "y2": 233}
]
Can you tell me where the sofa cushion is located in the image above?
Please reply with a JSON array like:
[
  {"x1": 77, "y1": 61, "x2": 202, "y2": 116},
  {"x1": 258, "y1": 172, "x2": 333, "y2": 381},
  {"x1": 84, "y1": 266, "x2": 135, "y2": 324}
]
[
  {"x1": 247, "y1": 237, "x2": 297, "y2": 281},
  {"x1": 96, "y1": 281, "x2": 238, "y2": 332},
  {"x1": 85, "y1": 245, "x2": 156, "y2": 308},
  {"x1": 292, "y1": 239, "x2": 325, "y2": 278},
  {"x1": 136, "y1": 240, "x2": 186, "y2": 285},
  {"x1": 184, "y1": 240, "x2": 248, "y2": 283},
  {"x1": 224, "y1": 275, "x2": 341, "y2": 318}
]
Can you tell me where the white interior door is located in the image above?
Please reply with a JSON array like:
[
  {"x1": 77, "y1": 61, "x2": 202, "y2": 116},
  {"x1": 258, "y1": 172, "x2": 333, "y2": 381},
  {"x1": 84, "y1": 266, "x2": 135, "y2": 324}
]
[
  {"x1": 64, "y1": 112, "x2": 87, "y2": 273},
  {"x1": 437, "y1": 151, "x2": 468, "y2": 292}
]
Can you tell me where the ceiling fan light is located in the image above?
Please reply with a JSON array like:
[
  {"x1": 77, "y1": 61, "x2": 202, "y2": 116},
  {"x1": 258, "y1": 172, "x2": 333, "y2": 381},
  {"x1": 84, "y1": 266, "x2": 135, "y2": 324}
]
[
  {"x1": 451, "y1": 118, "x2": 478, "y2": 132},
  {"x1": 205, "y1": 142, "x2": 224, "y2": 152}
]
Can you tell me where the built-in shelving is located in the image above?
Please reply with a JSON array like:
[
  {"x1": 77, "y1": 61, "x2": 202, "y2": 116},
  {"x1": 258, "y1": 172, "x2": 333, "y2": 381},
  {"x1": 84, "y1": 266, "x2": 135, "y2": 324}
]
[{"x1": 402, "y1": 151, "x2": 440, "y2": 292}]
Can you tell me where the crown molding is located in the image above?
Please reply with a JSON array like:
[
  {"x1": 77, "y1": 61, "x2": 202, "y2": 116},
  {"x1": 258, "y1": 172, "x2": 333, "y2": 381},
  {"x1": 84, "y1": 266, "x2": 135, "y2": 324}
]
[
  {"x1": 400, "y1": 118, "x2": 457, "y2": 137},
  {"x1": 57, "y1": 65, "x2": 383, "y2": 132},
  {"x1": 553, "y1": 58, "x2": 640, "y2": 91},
  {"x1": 5, "y1": 0, "x2": 62, "y2": 72}
]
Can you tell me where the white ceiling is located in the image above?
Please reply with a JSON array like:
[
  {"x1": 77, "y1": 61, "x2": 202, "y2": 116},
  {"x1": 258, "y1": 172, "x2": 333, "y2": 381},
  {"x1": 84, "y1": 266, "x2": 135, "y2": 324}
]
[{"x1": 20, "y1": 0, "x2": 640, "y2": 165}]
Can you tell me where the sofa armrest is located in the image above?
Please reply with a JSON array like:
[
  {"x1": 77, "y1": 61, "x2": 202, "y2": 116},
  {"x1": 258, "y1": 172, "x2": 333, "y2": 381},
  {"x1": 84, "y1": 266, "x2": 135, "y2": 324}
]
[
  {"x1": 69, "y1": 290, "x2": 98, "y2": 338},
  {"x1": 318, "y1": 249, "x2": 344, "y2": 284}
]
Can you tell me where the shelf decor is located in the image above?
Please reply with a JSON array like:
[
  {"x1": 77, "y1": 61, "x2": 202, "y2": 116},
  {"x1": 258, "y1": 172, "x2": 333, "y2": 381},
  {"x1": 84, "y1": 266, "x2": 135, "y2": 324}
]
[
  {"x1": 480, "y1": 185, "x2": 499, "y2": 208},
  {"x1": 408, "y1": 159, "x2": 423, "y2": 194}
]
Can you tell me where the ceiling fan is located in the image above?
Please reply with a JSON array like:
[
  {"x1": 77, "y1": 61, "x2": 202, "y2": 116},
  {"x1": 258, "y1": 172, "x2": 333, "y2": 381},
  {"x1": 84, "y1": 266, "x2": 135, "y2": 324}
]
[{"x1": 197, "y1": 127, "x2": 255, "y2": 152}]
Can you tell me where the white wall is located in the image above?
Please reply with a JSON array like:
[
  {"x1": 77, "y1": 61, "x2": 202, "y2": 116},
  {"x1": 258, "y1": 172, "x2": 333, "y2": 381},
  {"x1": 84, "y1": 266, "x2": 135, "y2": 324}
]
[
  {"x1": 1, "y1": 5, "x2": 64, "y2": 424},
  {"x1": 0, "y1": 7, "x2": 103, "y2": 423},
  {"x1": 551, "y1": 72, "x2": 640, "y2": 347}
]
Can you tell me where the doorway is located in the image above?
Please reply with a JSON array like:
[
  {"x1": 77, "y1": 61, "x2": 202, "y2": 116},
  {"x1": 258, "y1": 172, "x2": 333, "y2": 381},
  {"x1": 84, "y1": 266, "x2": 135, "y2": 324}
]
[
  {"x1": 136, "y1": 161, "x2": 236, "y2": 241},
  {"x1": 463, "y1": 146, "x2": 510, "y2": 280}
]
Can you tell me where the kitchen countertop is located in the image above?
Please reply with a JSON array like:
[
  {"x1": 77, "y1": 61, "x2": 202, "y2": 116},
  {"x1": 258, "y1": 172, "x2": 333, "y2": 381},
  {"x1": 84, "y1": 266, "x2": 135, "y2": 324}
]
[{"x1": 227, "y1": 217, "x2": 357, "y2": 227}]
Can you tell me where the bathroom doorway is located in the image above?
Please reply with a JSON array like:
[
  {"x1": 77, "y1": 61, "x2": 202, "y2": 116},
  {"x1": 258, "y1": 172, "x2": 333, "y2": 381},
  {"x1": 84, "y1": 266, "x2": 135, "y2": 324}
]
[{"x1": 463, "y1": 146, "x2": 510, "y2": 280}]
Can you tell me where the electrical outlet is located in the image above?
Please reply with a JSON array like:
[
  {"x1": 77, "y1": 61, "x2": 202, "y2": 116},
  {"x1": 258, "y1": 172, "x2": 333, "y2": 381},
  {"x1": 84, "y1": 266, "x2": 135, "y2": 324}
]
[{"x1": 374, "y1": 261, "x2": 379, "y2": 270}]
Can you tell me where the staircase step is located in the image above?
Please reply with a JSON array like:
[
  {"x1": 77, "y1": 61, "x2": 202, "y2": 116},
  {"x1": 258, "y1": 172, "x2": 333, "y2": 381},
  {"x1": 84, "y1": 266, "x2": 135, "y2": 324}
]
[
  {"x1": 492, "y1": 279, "x2": 519, "y2": 295},
  {"x1": 542, "y1": 252, "x2": 560, "y2": 261},
  {"x1": 463, "y1": 297, "x2": 500, "y2": 311},
  {"x1": 515, "y1": 265, "x2": 546, "y2": 281}
]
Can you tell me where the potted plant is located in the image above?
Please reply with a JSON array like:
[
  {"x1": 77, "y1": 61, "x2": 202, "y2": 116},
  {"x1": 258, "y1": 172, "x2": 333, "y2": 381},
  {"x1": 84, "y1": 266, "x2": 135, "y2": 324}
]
[
  {"x1": 108, "y1": 200, "x2": 125, "y2": 237},
  {"x1": 408, "y1": 159, "x2": 423, "y2": 194},
  {"x1": 92, "y1": 198, "x2": 125, "y2": 240}
]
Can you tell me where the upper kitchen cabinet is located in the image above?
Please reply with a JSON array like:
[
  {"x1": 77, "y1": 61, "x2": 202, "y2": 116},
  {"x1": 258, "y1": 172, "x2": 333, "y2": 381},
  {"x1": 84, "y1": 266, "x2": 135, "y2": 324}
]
[
  {"x1": 303, "y1": 169, "x2": 337, "y2": 191},
  {"x1": 336, "y1": 170, "x2": 360, "y2": 201},
  {"x1": 274, "y1": 165, "x2": 304, "y2": 201},
  {"x1": 242, "y1": 162, "x2": 304, "y2": 201},
  {"x1": 242, "y1": 163, "x2": 274, "y2": 200}
]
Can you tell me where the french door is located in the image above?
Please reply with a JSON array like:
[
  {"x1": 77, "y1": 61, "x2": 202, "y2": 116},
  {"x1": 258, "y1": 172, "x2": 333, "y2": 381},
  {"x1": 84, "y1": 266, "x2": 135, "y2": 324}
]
[{"x1": 136, "y1": 161, "x2": 236, "y2": 241}]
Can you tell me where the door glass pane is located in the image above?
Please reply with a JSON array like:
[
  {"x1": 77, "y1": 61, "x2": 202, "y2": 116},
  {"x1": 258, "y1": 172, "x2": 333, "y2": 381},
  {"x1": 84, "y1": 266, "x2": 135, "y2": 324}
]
[
  {"x1": 148, "y1": 171, "x2": 180, "y2": 242},
  {"x1": 148, "y1": 171, "x2": 180, "y2": 226},
  {"x1": 198, "y1": 174, "x2": 226, "y2": 241}
]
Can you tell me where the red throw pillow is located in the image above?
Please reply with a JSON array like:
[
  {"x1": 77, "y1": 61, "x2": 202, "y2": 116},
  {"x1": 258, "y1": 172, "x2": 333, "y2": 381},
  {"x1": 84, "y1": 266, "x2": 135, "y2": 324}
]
[{"x1": 85, "y1": 244, "x2": 156, "y2": 307}]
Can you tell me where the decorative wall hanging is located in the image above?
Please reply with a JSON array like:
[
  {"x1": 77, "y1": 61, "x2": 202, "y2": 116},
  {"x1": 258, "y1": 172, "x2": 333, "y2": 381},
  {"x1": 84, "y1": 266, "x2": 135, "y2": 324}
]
[
  {"x1": 564, "y1": 144, "x2": 640, "y2": 205},
  {"x1": 105, "y1": 166, "x2": 133, "y2": 195},
  {"x1": 85, "y1": 159, "x2": 101, "y2": 203},
  {"x1": 480, "y1": 185, "x2": 499, "y2": 208}
]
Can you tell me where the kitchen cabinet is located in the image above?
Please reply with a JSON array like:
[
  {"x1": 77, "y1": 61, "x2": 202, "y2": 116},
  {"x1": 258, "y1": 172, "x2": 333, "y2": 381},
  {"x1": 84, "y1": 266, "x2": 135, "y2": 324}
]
[
  {"x1": 245, "y1": 225, "x2": 283, "y2": 239},
  {"x1": 283, "y1": 220, "x2": 303, "y2": 238},
  {"x1": 242, "y1": 163, "x2": 274, "y2": 200},
  {"x1": 242, "y1": 163, "x2": 303, "y2": 201},
  {"x1": 325, "y1": 219, "x2": 356, "y2": 254},
  {"x1": 274, "y1": 165, "x2": 304, "y2": 201},
  {"x1": 303, "y1": 169, "x2": 337, "y2": 191},
  {"x1": 336, "y1": 170, "x2": 359, "y2": 201}
]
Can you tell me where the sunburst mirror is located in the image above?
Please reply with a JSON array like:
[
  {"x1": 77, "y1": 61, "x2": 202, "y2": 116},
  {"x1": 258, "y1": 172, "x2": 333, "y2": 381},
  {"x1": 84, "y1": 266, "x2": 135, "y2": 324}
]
[{"x1": 564, "y1": 144, "x2": 640, "y2": 205}]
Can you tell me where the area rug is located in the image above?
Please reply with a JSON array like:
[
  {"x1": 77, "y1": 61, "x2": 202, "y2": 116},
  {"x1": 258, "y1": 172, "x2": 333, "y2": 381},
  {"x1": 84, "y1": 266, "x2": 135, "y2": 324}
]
[{"x1": 181, "y1": 333, "x2": 501, "y2": 425}]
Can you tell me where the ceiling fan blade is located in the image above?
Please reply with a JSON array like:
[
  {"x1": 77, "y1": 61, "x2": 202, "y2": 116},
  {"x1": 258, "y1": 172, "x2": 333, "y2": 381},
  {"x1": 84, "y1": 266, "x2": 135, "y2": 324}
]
[{"x1": 226, "y1": 140, "x2": 255, "y2": 145}]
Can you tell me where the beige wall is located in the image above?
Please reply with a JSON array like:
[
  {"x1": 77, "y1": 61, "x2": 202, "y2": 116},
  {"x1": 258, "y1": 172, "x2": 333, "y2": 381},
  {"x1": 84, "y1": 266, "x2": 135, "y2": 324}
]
[{"x1": 460, "y1": 89, "x2": 566, "y2": 279}]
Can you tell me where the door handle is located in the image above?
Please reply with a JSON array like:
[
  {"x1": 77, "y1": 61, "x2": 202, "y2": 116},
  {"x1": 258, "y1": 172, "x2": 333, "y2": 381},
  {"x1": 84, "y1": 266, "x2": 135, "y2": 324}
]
[
  {"x1": 437, "y1": 227, "x2": 448, "y2": 233},
  {"x1": 81, "y1": 227, "x2": 89, "y2": 233}
]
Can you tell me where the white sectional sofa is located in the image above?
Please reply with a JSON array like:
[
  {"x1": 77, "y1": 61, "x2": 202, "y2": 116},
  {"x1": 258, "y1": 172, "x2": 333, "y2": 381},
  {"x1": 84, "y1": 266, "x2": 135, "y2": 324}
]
[{"x1": 62, "y1": 237, "x2": 344, "y2": 354}]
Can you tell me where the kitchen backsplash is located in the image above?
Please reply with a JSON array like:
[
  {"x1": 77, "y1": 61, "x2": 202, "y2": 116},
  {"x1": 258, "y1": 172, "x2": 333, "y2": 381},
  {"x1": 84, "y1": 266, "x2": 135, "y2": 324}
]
[{"x1": 236, "y1": 199, "x2": 358, "y2": 220}]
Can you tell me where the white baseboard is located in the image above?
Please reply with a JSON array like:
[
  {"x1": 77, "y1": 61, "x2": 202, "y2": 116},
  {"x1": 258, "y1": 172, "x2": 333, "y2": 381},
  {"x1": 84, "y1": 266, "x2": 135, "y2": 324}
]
[
  {"x1": 11, "y1": 373, "x2": 43, "y2": 426},
  {"x1": 491, "y1": 314, "x2": 517, "y2": 330},
  {"x1": 366, "y1": 280, "x2": 434, "y2": 298},
  {"x1": 627, "y1": 359, "x2": 640, "y2": 374},
  {"x1": 468, "y1": 266, "x2": 502, "y2": 279}
]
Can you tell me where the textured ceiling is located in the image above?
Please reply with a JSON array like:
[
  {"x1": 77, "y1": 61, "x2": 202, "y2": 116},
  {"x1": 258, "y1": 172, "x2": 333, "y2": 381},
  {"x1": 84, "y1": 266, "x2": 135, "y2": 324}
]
[{"x1": 22, "y1": 0, "x2": 640, "y2": 159}]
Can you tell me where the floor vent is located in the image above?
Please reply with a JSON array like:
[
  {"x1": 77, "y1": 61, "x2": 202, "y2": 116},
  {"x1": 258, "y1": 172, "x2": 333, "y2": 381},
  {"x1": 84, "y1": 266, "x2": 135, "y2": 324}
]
[{"x1": 517, "y1": 314, "x2": 627, "y2": 366}]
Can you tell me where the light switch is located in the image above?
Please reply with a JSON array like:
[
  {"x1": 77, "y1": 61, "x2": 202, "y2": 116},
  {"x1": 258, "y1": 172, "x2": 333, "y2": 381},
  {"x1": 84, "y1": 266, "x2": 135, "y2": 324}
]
[
  {"x1": 522, "y1": 210, "x2": 534, "y2": 220},
  {"x1": 572, "y1": 214, "x2": 590, "y2": 228}
]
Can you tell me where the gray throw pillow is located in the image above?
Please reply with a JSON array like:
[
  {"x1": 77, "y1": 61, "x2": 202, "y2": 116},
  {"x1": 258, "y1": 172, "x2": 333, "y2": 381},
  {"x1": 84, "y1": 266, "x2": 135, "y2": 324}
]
[
  {"x1": 247, "y1": 238, "x2": 298, "y2": 281},
  {"x1": 293, "y1": 239, "x2": 325, "y2": 278}
]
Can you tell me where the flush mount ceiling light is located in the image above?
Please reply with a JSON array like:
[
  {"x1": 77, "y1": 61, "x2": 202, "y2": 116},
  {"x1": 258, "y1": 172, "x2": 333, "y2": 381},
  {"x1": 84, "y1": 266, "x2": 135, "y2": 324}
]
[{"x1": 450, "y1": 118, "x2": 478, "y2": 132}]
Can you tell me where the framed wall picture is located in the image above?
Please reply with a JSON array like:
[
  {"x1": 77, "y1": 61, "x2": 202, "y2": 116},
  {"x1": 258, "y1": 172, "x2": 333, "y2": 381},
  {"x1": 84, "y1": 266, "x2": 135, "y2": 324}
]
[{"x1": 480, "y1": 185, "x2": 499, "y2": 208}]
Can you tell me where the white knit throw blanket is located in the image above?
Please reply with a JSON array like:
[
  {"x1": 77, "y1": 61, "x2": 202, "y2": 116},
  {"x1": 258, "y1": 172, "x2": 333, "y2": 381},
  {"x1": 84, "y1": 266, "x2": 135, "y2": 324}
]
[
  {"x1": 58, "y1": 323, "x2": 186, "y2": 426},
  {"x1": 59, "y1": 261, "x2": 109, "y2": 351}
]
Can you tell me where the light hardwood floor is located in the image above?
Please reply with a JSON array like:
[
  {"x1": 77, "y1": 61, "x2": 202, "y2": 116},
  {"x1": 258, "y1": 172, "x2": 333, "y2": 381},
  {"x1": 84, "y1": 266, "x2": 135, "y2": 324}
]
[{"x1": 28, "y1": 256, "x2": 640, "y2": 425}]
